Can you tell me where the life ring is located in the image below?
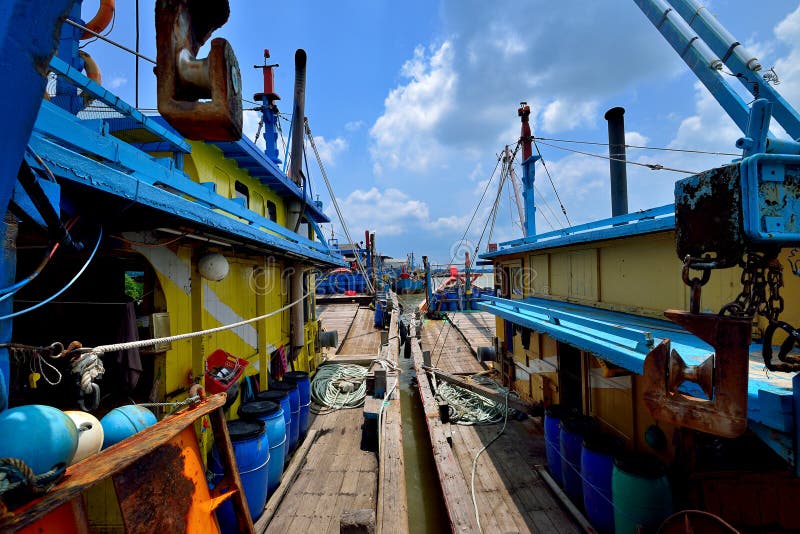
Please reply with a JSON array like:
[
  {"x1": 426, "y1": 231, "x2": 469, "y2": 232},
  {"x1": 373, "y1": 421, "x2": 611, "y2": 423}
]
[
  {"x1": 79, "y1": 51, "x2": 102, "y2": 86},
  {"x1": 80, "y1": 0, "x2": 115, "y2": 40}
]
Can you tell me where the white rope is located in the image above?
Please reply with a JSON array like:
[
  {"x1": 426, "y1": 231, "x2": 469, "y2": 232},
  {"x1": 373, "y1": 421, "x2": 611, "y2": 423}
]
[
  {"x1": 86, "y1": 291, "x2": 311, "y2": 356},
  {"x1": 71, "y1": 353, "x2": 104, "y2": 394}
]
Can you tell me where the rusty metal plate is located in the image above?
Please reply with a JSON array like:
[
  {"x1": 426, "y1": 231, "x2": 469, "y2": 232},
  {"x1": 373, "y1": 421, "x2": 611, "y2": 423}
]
[{"x1": 674, "y1": 163, "x2": 744, "y2": 268}]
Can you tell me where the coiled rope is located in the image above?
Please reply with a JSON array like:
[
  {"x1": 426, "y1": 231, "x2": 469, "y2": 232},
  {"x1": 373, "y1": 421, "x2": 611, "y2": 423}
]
[
  {"x1": 310, "y1": 364, "x2": 368, "y2": 413},
  {"x1": 434, "y1": 380, "x2": 508, "y2": 426}
]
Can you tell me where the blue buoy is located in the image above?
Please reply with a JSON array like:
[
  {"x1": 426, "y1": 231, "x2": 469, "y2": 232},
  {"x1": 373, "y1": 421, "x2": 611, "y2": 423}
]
[
  {"x1": 0, "y1": 405, "x2": 78, "y2": 475},
  {"x1": 268, "y1": 381, "x2": 299, "y2": 453},
  {"x1": 100, "y1": 405, "x2": 157, "y2": 449},
  {"x1": 211, "y1": 420, "x2": 270, "y2": 531},
  {"x1": 283, "y1": 371, "x2": 311, "y2": 439},
  {"x1": 254, "y1": 389, "x2": 291, "y2": 465},
  {"x1": 239, "y1": 401, "x2": 286, "y2": 495}
]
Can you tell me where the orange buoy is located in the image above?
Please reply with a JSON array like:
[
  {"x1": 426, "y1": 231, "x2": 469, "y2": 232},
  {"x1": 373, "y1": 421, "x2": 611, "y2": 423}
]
[
  {"x1": 80, "y1": 0, "x2": 115, "y2": 40},
  {"x1": 78, "y1": 50, "x2": 102, "y2": 86}
]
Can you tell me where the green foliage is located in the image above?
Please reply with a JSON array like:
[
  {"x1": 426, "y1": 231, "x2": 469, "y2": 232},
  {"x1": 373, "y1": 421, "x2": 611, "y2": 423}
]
[{"x1": 124, "y1": 273, "x2": 143, "y2": 300}]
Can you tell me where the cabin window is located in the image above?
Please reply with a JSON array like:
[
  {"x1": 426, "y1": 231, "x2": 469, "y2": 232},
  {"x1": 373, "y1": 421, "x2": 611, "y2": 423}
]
[
  {"x1": 234, "y1": 181, "x2": 249, "y2": 207},
  {"x1": 509, "y1": 265, "x2": 524, "y2": 299},
  {"x1": 267, "y1": 200, "x2": 277, "y2": 222}
]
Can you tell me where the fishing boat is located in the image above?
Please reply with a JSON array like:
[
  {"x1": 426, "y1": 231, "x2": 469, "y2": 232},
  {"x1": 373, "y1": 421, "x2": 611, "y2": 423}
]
[
  {"x1": 461, "y1": 1, "x2": 800, "y2": 532},
  {"x1": 0, "y1": 1, "x2": 407, "y2": 532}
]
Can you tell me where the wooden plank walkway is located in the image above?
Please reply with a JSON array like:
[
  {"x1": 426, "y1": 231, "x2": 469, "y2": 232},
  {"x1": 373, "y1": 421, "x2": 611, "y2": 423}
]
[
  {"x1": 416, "y1": 316, "x2": 581, "y2": 533},
  {"x1": 448, "y1": 311, "x2": 495, "y2": 356},
  {"x1": 318, "y1": 303, "x2": 359, "y2": 355},
  {"x1": 261, "y1": 296, "x2": 406, "y2": 534},
  {"x1": 339, "y1": 307, "x2": 383, "y2": 356},
  {"x1": 421, "y1": 317, "x2": 485, "y2": 375}
]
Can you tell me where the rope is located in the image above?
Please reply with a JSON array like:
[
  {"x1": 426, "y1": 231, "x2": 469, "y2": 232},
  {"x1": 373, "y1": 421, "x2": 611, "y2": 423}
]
[
  {"x1": 531, "y1": 136, "x2": 740, "y2": 157},
  {"x1": 0, "y1": 458, "x2": 64, "y2": 496},
  {"x1": 433, "y1": 380, "x2": 507, "y2": 426},
  {"x1": 83, "y1": 291, "x2": 311, "y2": 356},
  {"x1": 72, "y1": 352, "x2": 104, "y2": 394},
  {"x1": 310, "y1": 363, "x2": 368, "y2": 412},
  {"x1": 531, "y1": 138, "x2": 572, "y2": 226},
  {"x1": 136, "y1": 395, "x2": 201, "y2": 414},
  {"x1": 470, "y1": 384, "x2": 511, "y2": 534},
  {"x1": 304, "y1": 120, "x2": 374, "y2": 294}
]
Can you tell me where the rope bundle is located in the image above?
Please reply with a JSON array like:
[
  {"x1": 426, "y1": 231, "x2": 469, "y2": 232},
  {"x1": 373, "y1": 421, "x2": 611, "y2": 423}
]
[
  {"x1": 435, "y1": 381, "x2": 508, "y2": 426},
  {"x1": 310, "y1": 364, "x2": 368, "y2": 412}
]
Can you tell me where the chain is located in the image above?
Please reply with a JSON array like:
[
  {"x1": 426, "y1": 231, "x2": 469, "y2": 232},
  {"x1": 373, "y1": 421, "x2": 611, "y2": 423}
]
[{"x1": 715, "y1": 252, "x2": 800, "y2": 371}]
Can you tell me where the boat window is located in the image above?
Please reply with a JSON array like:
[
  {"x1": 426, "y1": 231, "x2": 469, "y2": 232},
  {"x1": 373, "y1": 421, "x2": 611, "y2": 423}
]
[
  {"x1": 267, "y1": 200, "x2": 277, "y2": 222},
  {"x1": 234, "y1": 181, "x2": 249, "y2": 207}
]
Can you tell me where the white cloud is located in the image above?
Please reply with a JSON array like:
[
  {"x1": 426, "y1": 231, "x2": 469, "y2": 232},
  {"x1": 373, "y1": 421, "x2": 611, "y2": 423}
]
[
  {"x1": 344, "y1": 120, "x2": 365, "y2": 132},
  {"x1": 369, "y1": 41, "x2": 457, "y2": 175},
  {"x1": 242, "y1": 110, "x2": 266, "y2": 151},
  {"x1": 308, "y1": 135, "x2": 347, "y2": 166},
  {"x1": 326, "y1": 187, "x2": 430, "y2": 236},
  {"x1": 540, "y1": 99, "x2": 599, "y2": 133},
  {"x1": 108, "y1": 76, "x2": 127, "y2": 89}
]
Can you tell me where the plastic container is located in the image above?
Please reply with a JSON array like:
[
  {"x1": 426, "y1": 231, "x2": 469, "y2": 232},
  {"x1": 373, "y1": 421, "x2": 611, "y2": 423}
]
[
  {"x1": 211, "y1": 420, "x2": 269, "y2": 531},
  {"x1": 268, "y1": 381, "x2": 300, "y2": 452},
  {"x1": 100, "y1": 405, "x2": 157, "y2": 449},
  {"x1": 581, "y1": 434, "x2": 622, "y2": 534},
  {"x1": 283, "y1": 371, "x2": 311, "y2": 439},
  {"x1": 64, "y1": 410, "x2": 104, "y2": 464},
  {"x1": 0, "y1": 405, "x2": 78, "y2": 475},
  {"x1": 238, "y1": 401, "x2": 286, "y2": 495},
  {"x1": 560, "y1": 415, "x2": 598, "y2": 504},
  {"x1": 374, "y1": 301, "x2": 385, "y2": 327},
  {"x1": 544, "y1": 404, "x2": 571, "y2": 485},
  {"x1": 612, "y1": 452, "x2": 673, "y2": 534},
  {"x1": 205, "y1": 349, "x2": 249, "y2": 395},
  {"x1": 254, "y1": 390, "x2": 291, "y2": 464}
]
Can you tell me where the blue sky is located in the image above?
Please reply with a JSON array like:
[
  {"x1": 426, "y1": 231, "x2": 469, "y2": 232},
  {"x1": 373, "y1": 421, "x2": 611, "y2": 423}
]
[{"x1": 80, "y1": 1, "x2": 800, "y2": 265}]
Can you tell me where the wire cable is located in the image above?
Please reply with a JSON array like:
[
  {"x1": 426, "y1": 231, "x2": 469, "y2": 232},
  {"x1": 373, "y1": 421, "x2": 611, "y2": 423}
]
[
  {"x1": 65, "y1": 19, "x2": 156, "y2": 64},
  {"x1": 536, "y1": 140, "x2": 702, "y2": 175},
  {"x1": 0, "y1": 226, "x2": 103, "y2": 321},
  {"x1": 532, "y1": 138, "x2": 572, "y2": 227},
  {"x1": 532, "y1": 136, "x2": 740, "y2": 157}
]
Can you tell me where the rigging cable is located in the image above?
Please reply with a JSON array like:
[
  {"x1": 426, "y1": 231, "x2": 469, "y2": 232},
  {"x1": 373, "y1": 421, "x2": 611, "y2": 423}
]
[
  {"x1": 531, "y1": 138, "x2": 572, "y2": 227},
  {"x1": 531, "y1": 136, "x2": 740, "y2": 157},
  {"x1": 536, "y1": 140, "x2": 702, "y2": 175},
  {"x1": 447, "y1": 153, "x2": 504, "y2": 266},
  {"x1": 304, "y1": 120, "x2": 374, "y2": 294}
]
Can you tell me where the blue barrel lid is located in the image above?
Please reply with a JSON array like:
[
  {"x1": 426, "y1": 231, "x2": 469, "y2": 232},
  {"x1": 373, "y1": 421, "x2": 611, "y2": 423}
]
[
  {"x1": 561, "y1": 415, "x2": 598, "y2": 435},
  {"x1": 239, "y1": 401, "x2": 281, "y2": 418},
  {"x1": 269, "y1": 381, "x2": 298, "y2": 392},
  {"x1": 283, "y1": 371, "x2": 309, "y2": 382},
  {"x1": 254, "y1": 390, "x2": 288, "y2": 402},
  {"x1": 227, "y1": 420, "x2": 265, "y2": 441}
]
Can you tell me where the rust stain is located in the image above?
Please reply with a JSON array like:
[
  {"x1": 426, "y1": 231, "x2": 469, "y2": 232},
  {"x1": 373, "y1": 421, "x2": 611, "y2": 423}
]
[{"x1": 114, "y1": 443, "x2": 195, "y2": 533}]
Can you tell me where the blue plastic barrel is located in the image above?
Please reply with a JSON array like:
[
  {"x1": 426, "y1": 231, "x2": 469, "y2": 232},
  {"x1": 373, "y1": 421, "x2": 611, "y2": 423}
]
[
  {"x1": 0, "y1": 405, "x2": 78, "y2": 475},
  {"x1": 560, "y1": 415, "x2": 598, "y2": 504},
  {"x1": 268, "y1": 381, "x2": 299, "y2": 452},
  {"x1": 374, "y1": 301, "x2": 384, "y2": 327},
  {"x1": 544, "y1": 405, "x2": 571, "y2": 485},
  {"x1": 283, "y1": 371, "x2": 311, "y2": 439},
  {"x1": 254, "y1": 390, "x2": 291, "y2": 464},
  {"x1": 211, "y1": 420, "x2": 269, "y2": 531},
  {"x1": 581, "y1": 433, "x2": 622, "y2": 534},
  {"x1": 100, "y1": 405, "x2": 157, "y2": 449},
  {"x1": 612, "y1": 453, "x2": 673, "y2": 534},
  {"x1": 239, "y1": 401, "x2": 286, "y2": 495}
]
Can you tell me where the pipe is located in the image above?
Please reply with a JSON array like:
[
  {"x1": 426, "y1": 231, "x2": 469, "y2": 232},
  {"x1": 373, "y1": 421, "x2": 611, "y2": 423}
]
[
  {"x1": 288, "y1": 49, "x2": 307, "y2": 186},
  {"x1": 604, "y1": 107, "x2": 629, "y2": 217},
  {"x1": 291, "y1": 263, "x2": 305, "y2": 362},
  {"x1": 518, "y1": 103, "x2": 540, "y2": 238}
]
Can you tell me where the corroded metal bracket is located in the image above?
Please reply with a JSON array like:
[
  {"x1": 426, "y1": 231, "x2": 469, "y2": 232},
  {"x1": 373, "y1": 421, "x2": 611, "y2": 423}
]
[
  {"x1": 643, "y1": 310, "x2": 752, "y2": 438},
  {"x1": 155, "y1": 0, "x2": 242, "y2": 141}
]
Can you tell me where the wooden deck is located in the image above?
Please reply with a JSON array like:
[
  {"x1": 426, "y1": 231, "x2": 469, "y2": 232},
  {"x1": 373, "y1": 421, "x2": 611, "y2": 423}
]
[
  {"x1": 421, "y1": 317, "x2": 485, "y2": 375},
  {"x1": 259, "y1": 297, "x2": 406, "y2": 534},
  {"x1": 414, "y1": 316, "x2": 581, "y2": 533},
  {"x1": 447, "y1": 311, "x2": 495, "y2": 356}
]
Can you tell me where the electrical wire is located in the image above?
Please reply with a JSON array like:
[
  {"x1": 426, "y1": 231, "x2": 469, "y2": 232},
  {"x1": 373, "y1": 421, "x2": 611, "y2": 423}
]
[{"x1": 0, "y1": 225, "x2": 103, "y2": 321}]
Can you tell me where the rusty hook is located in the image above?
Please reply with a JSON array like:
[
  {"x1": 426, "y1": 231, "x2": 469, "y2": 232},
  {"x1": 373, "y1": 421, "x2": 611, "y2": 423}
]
[{"x1": 762, "y1": 320, "x2": 800, "y2": 372}]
